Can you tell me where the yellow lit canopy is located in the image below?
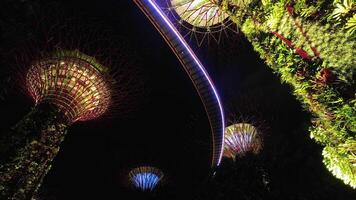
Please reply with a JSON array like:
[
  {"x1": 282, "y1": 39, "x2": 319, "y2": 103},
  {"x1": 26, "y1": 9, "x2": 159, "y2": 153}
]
[
  {"x1": 27, "y1": 51, "x2": 110, "y2": 123},
  {"x1": 170, "y1": 0, "x2": 228, "y2": 27}
]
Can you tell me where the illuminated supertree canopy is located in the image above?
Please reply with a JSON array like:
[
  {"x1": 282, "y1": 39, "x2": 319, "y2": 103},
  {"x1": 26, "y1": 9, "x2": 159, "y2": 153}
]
[
  {"x1": 170, "y1": 0, "x2": 229, "y2": 27},
  {"x1": 223, "y1": 123, "x2": 262, "y2": 159},
  {"x1": 163, "y1": 0, "x2": 237, "y2": 45},
  {"x1": 0, "y1": 50, "x2": 113, "y2": 199},
  {"x1": 27, "y1": 50, "x2": 111, "y2": 123},
  {"x1": 129, "y1": 166, "x2": 164, "y2": 191}
]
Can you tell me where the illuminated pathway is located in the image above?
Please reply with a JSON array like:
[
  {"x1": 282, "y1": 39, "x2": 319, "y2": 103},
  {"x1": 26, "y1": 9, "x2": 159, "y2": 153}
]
[{"x1": 134, "y1": 0, "x2": 225, "y2": 167}]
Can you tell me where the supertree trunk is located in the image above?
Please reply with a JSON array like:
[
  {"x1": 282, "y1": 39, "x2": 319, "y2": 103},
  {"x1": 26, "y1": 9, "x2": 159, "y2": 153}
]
[
  {"x1": 0, "y1": 102, "x2": 69, "y2": 200},
  {"x1": 218, "y1": 0, "x2": 355, "y2": 188},
  {"x1": 196, "y1": 155, "x2": 270, "y2": 200}
]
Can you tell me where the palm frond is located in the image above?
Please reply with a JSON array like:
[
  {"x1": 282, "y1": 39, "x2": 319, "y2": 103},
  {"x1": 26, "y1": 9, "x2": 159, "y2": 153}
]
[{"x1": 345, "y1": 14, "x2": 356, "y2": 35}]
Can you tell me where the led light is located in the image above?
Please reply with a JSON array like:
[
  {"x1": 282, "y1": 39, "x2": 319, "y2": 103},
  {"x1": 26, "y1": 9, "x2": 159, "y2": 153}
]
[
  {"x1": 224, "y1": 123, "x2": 262, "y2": 159},
  {"x1": 144, "y1": 0, "x2": 225, "y2": 166},
  {"x1": 129, "y1": 166, "x2": 164, "y2": 191},
  {"x1": 26, "y1": 52, "x2": 110, "y2": 123},
  {"x1": 171, "y1": 0, "x2": 228, "y2": 27}
]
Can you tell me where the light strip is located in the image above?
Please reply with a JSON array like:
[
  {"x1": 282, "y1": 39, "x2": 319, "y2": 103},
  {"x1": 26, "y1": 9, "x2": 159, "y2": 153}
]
[{"x1": 145, "y1": 0, "x2": 225, "y2": 166}]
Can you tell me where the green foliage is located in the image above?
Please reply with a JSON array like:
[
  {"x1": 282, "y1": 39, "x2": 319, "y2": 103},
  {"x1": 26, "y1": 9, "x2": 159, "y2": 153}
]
[
  {"x1": 323, "y1": 141, "x2": 356, "y2": 188},
  {"x1": 335, "y1": 103, "x2": 356, "y2": 134},
  {"x1": 346, "y1": 14, "x2": 356, "y2": 35},
  {"x1": 221, "y1": 0, "x2": 356, "y2": 188},
  {"x1": 300, "y1": 7, "x2": 318, "y2": 18},
  {"x1": 265, "y1": 3, "x2": 286, "y2": 31},
  {"x1": 241, "y1": 18, "x2": 263, "y2": 37},
  {"x1": 329, "y1": 0, "x2": 355, "y2": 23},
  {"x1": 229, "y1": 0, "x2": 254, "y2": 7}
]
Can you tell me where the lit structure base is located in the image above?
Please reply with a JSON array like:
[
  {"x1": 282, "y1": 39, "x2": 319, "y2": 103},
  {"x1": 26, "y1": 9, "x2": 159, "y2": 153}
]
[{"x1": 0, "y1": 102, "x2": 69, "y2": 199}]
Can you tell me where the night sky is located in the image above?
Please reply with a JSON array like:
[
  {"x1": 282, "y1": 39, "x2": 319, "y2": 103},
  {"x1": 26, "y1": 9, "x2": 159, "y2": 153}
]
[{"x1": 0, "y1": 0, "x2": 356, "y2": 199}]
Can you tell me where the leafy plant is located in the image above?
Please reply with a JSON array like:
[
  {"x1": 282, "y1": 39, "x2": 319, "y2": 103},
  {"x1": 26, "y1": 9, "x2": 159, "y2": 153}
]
[
  {"x1": 329, "y1": 0, "x2": 355, "y2": 23},
  {"x1": 220, "y1": 0, "x2": 356, "y2": 188},
  {"x1": 346, "y1": 14, "x2": 356, "y2": 35},
  {"x1": 323, "y1": 141, "x2": 356, "y2": 188}
]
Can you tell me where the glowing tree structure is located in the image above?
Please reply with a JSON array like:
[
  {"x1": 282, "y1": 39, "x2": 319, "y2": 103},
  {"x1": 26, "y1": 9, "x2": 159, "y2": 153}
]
[
  {"x1": 164, "y1": 0, "x2": 237, "y2": 45},
  {"x1": 0, "y1": 50, "x2": 111, "y2": 199},
  {"x1": 170, "y1": 0, "x2": 228, "y2": 27},
  {"x1": 223, "y1": 123, "x2": 262, "y2": 159},
  {"x1": 129, "y1": 166, "x2": 164, "y2": 192},
  {"x1": 27, "y1": 51, "x2": 110, "y2": 122}
]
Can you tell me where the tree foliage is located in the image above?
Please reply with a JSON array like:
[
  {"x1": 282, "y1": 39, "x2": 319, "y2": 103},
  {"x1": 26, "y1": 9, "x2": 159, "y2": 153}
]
[{"x1": 219, "y1": 0, "x2": 356, "y2": 188}]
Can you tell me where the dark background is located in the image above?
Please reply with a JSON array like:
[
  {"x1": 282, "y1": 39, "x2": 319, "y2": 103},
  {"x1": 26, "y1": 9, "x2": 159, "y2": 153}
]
[{"x1": 0, "y1": 0, "x2": 355, "y2": 199}]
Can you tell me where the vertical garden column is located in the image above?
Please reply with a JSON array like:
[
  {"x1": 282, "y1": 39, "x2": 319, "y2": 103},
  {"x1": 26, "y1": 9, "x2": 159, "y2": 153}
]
[
  {"x1": 218, "y1": 0, "x2": 355, "y2": 188},
  {"x1": 0, "y1": 103, "x2": 68, "y2": 199}
]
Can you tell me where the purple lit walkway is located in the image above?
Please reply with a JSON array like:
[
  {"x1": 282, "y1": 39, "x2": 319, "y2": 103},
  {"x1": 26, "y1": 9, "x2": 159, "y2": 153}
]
[{"x1": 134, "y1": 0, "x2": 225, "y2": 167}]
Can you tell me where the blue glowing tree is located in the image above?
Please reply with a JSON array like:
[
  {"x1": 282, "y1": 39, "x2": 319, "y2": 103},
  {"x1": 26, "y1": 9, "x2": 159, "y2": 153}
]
[{"x1": 129, "y1": 166, "x2": 164, "y2": 191}]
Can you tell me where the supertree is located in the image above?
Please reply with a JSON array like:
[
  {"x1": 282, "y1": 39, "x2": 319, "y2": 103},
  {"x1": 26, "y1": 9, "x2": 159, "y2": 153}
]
[
  {"x1": 194, "y1": 122, "x2": 270, "y2": 200},
  {"x1": 0, "y1": 3, "x2": 142, "y2": 198},
  {"x1": 0, "y1": 50, "x2": 112, "y2": 199},
  {"x1": 129, "y1": 166, "x2": 164, "y2": 192},
  {"x1": 196, "y1": 122, "x2": 268, "y2": 200},
  {"x1": 223, "y1": 123, "x2": 262, "y2": 159},
  {"x1": 162, "y1": 0, "x2": 238, "y2": 45}
]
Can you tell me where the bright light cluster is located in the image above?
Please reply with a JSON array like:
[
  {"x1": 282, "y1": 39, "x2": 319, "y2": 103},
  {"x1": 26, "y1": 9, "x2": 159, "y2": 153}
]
[
  {"x1": 129, "y1": 166, "x2": 164, "y2": 191},
  {"x1": 170, "y1": 0, "x2": 228, "y2": 27},
  {"x1": 224, "y1": 123, "x2": 262, "y2": 159},
  {"x1": 26, "y1": 52, "x2": 110, "y2": 123}
]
